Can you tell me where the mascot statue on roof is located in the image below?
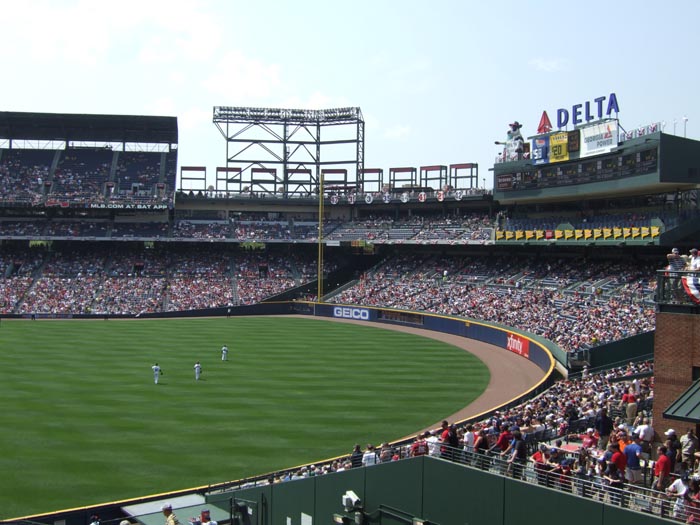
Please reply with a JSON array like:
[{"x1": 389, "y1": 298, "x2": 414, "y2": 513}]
[
  {"x1": 507, "y1": 121, "x2": 525, "y2": 160},
  {"x1": 496, "y1": 121, "x2": 526, "y2": 162}
]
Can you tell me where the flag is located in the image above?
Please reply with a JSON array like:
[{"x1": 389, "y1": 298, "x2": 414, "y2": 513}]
[{"x1": 683, "y1": 275, "x2": 700, "y2": 304}]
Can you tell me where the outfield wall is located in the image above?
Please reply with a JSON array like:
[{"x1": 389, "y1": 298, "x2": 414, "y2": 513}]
[
  {"x1": 207, "y1": 456, "x2": 672, "y2": 525},
  {"x1": 3, "y1": 300, "x2": 557, "y2": 375},
  {"x1": 314, "y1": 303, "x2": 555, "y2": 374}
]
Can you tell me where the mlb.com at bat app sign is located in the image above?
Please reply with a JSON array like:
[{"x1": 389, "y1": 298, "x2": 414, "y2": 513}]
[
  {"x1": 333, "y1": 307, "x2": 370, "y2": 320},
  {"x1": 506, "y1": 332, "x2": 530, "y2": 358}
]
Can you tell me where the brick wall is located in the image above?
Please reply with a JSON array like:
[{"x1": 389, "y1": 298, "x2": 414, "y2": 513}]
[{"x1": 653, "y1": 311, "x2": 700, "y2": 436}]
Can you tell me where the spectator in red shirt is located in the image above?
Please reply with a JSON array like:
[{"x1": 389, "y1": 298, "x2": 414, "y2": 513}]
[
  {"x1": 494, "y1": 424, "x2": 514, "y2": 453},
  {"x1": 610, "y1": 442, "x2": 627, "y2": 473},
  {"x1": 654, "y1": 445, "x2": 672, "y2": 491},
  {"x1": 567, "y1": 427, "x2": 599, "y2": 450},
  {"x1": 621, "y1": 387, "x2": 638, "y2": 425},
  {"x1": 409, "y1": 433, "x2": 429, "y2": 457}
]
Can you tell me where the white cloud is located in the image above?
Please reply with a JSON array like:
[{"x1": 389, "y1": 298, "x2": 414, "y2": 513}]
[{"x1": 528, "y1": 57, "x2": 566, "y2": 73}]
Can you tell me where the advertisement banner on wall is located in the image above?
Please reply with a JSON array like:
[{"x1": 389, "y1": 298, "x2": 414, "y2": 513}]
[
  {"x1": 567, "y1": 129, "x2": 581, "y2": 153},
  {"x1": 580, "y1": 120, "x2": 618, "y2": 158},
  {"x1": 549, "y1": 132, "x2": 569, "y2": 163},
  {"x1": 531, "y1": 136, "x2": 549, "y2": 165},
  {"x1": 506, "y1": 332, "x2": 530, "y2": 358}
]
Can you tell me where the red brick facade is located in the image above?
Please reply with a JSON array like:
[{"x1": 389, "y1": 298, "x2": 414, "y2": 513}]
[{"x1": 653, "y1": 311, "x2": 700, "y2": 435}]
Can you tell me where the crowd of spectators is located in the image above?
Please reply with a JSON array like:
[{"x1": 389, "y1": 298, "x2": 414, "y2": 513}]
[
  {"x1": 2, "y1": 210, "x2": 699, "y2": 245},
  {"x1": 233, "y1": 252, "x2": 296, "y2": 305},
  {"x1": 0, "y1": 246, "x2": 326, "y2": 314},
  {"x1": 0, "y1": 220, "x2": 46, "y2": 236},
  {"x1": 169, "y1": 219, "x2": 321, "y2": 242},
  {"x1": 0, "y1": 147, "x2": 176, "y2": 208},
  {"x1": 92, "y1": 277, "x2": 167, "y2": 315},
  {"x1": 44, "y1": 220, "x2": 111, "y2": 238},
  {"x1": 113, "y1": 152, "x2": 162, "y2": 203},
  {"x1": 500, "y1": 209, "x2": 700, "y2": 232},
  {"x1": 323, "y1": 214, "x2": 495, "y2": 243},
  {"x1": 111, "y1": 222, "x2": 170, "y2": 238},
  {"x1": 52, "y1": 150, "x2": 111, "y2": 204},
  {"x1": 0, "y1": 242, "x2": 661, "y2": 349},
  {"x1": 165, "y1": 251, "x2": 234, "y2": 311},
  {"x1": 330, "y1": 254, "x2": 656, "y2": 353},
  {"x1": 0, "y1": 149, "x2": 51, "y2": 205},
  {"x1": 172, "y1": 221, "x2": 229, "y2": 240},
  {"x1": 0, "y1": 250, "x2": 41, "y2": 313}
]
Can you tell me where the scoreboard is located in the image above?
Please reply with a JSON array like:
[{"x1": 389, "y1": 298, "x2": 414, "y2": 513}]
[{"x1": 496, "y1": 148, "x2": 658, "y2": 191}]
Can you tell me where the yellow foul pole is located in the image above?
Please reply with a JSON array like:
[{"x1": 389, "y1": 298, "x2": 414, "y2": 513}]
[{"x1": 317, "y1": 172, "x2": 324, "y2": 301}]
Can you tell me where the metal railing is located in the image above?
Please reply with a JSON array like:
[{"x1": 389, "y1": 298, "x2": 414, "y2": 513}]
[
  {"x1": 209, "y1": 438, "x2": 682, "y2": 521},
  {"x1": 656, "y1": 270, "x2": 700, "y2": 306}
]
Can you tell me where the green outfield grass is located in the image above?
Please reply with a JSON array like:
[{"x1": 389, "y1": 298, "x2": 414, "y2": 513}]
[{"x1": 0, "y1": 316, "x2": 490, "y2": 519}]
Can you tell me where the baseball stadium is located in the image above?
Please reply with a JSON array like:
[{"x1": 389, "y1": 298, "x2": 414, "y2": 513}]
[{"x1": 1, "y1": 98, "x2": 700, "y2": 525}]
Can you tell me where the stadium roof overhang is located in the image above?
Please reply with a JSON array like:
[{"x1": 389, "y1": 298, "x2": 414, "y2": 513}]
[
  {"x1": 663, "y1": 379, "x2": 700, "y2": 423},
  {"x1": 0, "y1": 111, "x2": 178, "y2": 144}
]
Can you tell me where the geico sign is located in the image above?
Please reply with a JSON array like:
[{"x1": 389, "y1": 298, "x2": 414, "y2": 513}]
[{"x1": 333, "y1": 307, "x2": 370, "y2": 320}]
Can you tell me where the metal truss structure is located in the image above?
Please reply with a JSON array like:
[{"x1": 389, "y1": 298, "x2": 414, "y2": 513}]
[{"x1": 212, "y1": 106, "x2": 364, "y2": 196}]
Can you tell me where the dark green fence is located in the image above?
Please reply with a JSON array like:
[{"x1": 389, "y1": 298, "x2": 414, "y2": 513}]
[{"x1": 203, "y1": 456, "x2": 673, "y2": 525}]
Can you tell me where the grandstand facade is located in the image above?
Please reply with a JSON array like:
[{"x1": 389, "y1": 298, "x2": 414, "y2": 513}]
[{"x1": 2, "y1": 108, "x2": 700, "y2": 524}]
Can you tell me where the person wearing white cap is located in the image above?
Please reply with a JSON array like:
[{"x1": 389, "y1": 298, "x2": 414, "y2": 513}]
[{"x1": 161, "y1": 503, "x2": 180, "y2": 525}]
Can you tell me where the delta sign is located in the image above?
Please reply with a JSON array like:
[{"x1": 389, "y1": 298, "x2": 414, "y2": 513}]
[
  {"x1": 537, "y1": 93, "x2": 620, "y2": 133},
  {"x1": 553, "y1": 92, "x2": 620, "y2": 129}
]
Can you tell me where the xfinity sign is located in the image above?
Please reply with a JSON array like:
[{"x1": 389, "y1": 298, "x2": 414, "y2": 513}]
[
  {"x1": 506, "y1": 332, "x2": 530, "y2": 358},
  {"x1": 333, "y1": 307, "x2": 370, "y2": 320}
]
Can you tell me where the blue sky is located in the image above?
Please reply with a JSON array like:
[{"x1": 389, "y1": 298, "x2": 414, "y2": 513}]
[{"x1": 2, "y1": 0, "x2": 697, "y2": 189}]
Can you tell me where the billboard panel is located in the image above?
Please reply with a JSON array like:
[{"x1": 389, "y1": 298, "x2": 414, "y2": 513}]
[
  {"x1": 580, "y1": 120, "x2": 618, "y2": 158},
  {"x1": 549, "y1": 132, "x2": 569, "y2": 163},
  {"x1": 531, "y1": 136, "x2": 549, "y2": 165}
]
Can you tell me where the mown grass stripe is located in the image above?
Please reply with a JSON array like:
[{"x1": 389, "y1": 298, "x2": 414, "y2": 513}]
[{"x1": 0, "y1": 317, "x2": 489, "y2": 519}]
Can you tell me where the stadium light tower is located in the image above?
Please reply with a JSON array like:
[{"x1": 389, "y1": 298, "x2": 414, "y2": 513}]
[{"x1": 683, "y1": 116, "x2": 689, "y2": 138}]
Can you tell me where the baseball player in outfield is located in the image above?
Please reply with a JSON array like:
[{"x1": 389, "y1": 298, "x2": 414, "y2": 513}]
[
  {"x1": 152, "y1": 363, "x2": 162, "y2": 384},
  {"x1": 194, "y1": 361, "x2": 202, "y2": 381},
  {"x1": 221, "y1": 344, "x2": 228, "y2": 361}
]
